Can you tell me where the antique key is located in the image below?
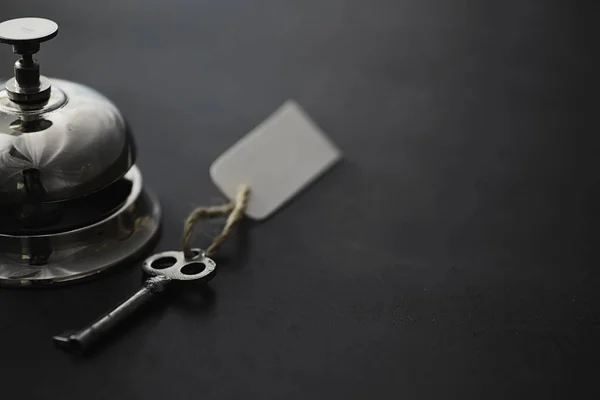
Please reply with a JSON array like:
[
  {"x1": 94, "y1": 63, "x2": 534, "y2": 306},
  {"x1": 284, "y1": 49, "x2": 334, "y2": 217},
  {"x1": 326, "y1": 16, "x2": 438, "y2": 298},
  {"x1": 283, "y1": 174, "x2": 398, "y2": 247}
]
[{"x1": 53, "y1": 249, "x2": 216, "y2": 352}]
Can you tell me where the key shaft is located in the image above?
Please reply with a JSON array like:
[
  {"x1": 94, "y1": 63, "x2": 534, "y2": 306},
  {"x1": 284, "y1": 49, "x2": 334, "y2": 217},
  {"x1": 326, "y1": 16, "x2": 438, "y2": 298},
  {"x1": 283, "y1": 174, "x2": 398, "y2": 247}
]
[{"x1": 53, "y1": 275, "x2": 171, "y2": 351}]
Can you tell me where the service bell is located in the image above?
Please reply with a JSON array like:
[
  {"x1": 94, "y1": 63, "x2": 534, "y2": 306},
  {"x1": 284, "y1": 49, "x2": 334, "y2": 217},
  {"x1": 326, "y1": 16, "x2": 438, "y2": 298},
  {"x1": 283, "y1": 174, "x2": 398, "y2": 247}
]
[{"x1": 0, "y1": 18, "x2": 161, "y2": 286}]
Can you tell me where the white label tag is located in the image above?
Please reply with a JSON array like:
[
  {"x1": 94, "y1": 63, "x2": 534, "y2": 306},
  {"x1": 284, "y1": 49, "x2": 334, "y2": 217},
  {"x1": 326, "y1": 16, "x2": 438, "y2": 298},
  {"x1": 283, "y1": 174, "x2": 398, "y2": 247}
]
[{"x1": 210, "y1": 100, "x2": 342, "y2": 220}]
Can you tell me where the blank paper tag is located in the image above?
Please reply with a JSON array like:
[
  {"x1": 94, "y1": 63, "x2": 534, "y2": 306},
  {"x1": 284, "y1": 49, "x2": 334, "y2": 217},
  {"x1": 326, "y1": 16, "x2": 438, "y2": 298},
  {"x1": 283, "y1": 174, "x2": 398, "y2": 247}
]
[{"x1": 210, "y1": 100, "x2": 342, "y2": 220}]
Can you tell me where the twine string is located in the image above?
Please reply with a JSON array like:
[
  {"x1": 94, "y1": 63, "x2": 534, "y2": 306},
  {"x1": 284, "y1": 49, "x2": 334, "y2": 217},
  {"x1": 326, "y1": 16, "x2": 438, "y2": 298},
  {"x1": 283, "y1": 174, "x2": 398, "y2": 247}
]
[{"x1": 182, "y1": 184, "x2": 250, "y2": 258}]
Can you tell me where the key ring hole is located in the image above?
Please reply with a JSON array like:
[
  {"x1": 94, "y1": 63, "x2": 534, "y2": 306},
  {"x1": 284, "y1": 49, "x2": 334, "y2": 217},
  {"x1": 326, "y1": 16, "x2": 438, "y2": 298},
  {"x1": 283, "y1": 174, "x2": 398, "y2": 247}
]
[
  {"x1": 151, "y1": 256, "x2": 177, "y2": 270},
  {"x1": 180, "y1": 262, "x2": 206, "y2": 276}
]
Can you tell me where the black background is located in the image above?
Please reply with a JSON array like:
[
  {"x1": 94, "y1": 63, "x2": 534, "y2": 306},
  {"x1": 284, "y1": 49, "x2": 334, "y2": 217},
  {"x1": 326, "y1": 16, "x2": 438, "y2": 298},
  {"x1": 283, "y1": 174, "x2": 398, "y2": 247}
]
[{"x1": 1, "y1": 1, "x2": 598, "y2": 399}]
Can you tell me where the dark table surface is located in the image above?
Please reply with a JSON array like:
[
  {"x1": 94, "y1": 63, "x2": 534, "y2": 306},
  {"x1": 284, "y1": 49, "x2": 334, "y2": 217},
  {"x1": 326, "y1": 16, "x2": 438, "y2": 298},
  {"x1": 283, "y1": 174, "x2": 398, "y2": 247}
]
[{"x1": 1, "y1": 1, "x2": 598, "y2": 399}]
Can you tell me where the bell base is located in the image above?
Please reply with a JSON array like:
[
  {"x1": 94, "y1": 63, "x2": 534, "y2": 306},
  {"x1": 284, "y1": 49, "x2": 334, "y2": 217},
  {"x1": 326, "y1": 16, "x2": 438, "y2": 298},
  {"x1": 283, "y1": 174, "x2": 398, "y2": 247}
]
[{"x1": 0, "y1": 166, "x2": 161, "y2": 288}]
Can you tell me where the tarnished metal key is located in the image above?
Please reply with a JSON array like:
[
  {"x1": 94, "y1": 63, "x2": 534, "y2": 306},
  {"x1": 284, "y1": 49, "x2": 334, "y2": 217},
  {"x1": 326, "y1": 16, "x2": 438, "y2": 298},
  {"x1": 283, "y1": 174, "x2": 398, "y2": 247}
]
[{"x1": 53, "y1": 249, "x2": 216, "y2": 352}]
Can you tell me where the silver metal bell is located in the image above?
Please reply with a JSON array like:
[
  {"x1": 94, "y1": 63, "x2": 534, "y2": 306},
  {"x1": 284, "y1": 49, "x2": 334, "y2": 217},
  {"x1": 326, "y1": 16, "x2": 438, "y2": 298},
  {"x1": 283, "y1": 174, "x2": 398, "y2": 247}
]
[{"x1": 0, "y1": 18, "x2": 161, "y2": 287}]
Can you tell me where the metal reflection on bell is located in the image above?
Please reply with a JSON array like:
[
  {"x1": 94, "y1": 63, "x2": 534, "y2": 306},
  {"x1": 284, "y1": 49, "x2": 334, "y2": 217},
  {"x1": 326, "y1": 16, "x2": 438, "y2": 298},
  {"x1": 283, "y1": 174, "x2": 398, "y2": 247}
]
[{"x1": 0, "y1": 18, "x2": 161, "y2": 287}]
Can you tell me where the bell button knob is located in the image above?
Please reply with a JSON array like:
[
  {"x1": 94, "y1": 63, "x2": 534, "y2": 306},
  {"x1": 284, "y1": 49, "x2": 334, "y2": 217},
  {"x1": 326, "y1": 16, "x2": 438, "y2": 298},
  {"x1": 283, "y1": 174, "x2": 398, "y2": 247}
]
[{"x1": 0, "y1": 17, "x2": 59, "y2": 104}]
